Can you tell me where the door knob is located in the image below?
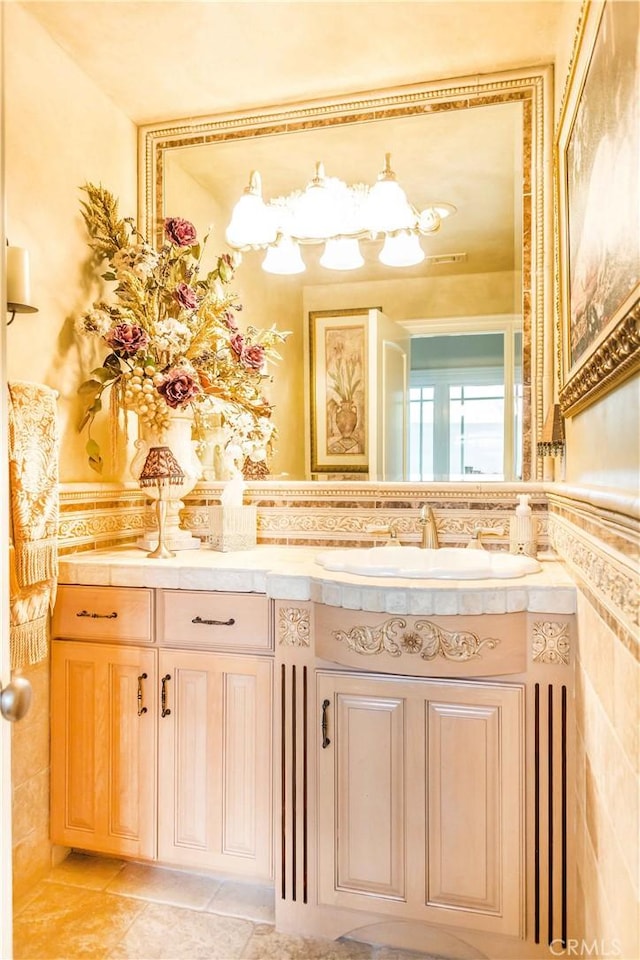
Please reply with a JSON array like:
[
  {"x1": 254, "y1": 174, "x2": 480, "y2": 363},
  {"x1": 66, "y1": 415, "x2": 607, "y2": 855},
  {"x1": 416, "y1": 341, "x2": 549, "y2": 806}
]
[{"x1": 0, "y1": 676, "x2": 32, "y2": 722}]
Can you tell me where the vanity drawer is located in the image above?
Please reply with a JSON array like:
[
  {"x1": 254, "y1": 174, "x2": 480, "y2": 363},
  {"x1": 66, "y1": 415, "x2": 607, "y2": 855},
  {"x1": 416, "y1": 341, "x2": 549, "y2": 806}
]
[
  {"x1": 157, "y1": 590, "x2": 272, "y2": 653},
  {"x1": 53, "y1": 585, "x2": 153, "y2": 643}
]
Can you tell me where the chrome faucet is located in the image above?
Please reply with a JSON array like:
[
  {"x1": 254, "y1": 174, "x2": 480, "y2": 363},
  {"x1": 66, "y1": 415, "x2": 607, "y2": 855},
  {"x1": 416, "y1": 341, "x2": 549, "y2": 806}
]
[{"x1": 418, "y1": 505, "x2": 439, "y2": 549}]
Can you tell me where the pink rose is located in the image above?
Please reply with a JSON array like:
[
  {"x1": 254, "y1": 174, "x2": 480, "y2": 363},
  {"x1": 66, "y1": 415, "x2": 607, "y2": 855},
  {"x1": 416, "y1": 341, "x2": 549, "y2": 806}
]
[
  {"x1": 105, "y1": 323, "x2": 149, "y2": 357},
  {"x1": 164, "y1": 217, "x2": 197, "y2": 247},
  {"x1": 173, "y1": 282, "x2": 199, "y2": 311},
  {"x1": 230, "y1": 333, "x2": 245, "y2": 357},
  {"x1": 157, "y1": 367, "x2": 201, "y2": 408},
  {"x1": 241, "y1": 343, "x2": 266, "y2": 370},
  {"x1": 222, "y1": 310, "x2": 239, "y2": 331}
]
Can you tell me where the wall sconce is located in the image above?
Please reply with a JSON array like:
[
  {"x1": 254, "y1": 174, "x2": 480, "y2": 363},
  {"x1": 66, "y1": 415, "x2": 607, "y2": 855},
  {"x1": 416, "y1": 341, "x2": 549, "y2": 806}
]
[
  {"x1": 6, "y1": 245, "x2": 39, "y2": 325},
  {"x1": 138, "y1": 445, "x2": 185, "y2": 559},
  {"x1": 537, "y1": 404, "x2": 565, "y2": 458}
]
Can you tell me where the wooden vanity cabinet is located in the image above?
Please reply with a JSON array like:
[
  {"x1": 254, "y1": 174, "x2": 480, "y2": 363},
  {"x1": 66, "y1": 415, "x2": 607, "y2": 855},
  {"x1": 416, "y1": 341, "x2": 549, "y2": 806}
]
[
  {"x1": 50, "y1": 638, "x2": 157, "y2": 859},
  {"x1": 316, "y1": 670, "x2": 524, "y2": 937},
  {"x1": 51, "y1": 584, "x2": 273, "y2": 879},
  {"x1": 156, "y1": 647, "x2": 272, "y2": 877}
]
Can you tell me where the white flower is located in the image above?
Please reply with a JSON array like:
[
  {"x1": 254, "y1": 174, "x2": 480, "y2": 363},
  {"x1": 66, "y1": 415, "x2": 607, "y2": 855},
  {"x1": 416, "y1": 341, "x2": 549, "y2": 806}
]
[
  {"x1": 76, "y1": 307, "x2": 112, "y2": 338},
  {"x1": 151, "y1": 318, "x2": 192, "y2": 357},
  {"x1": 112, "y1": 243, "x2": 159, "y2": 279}
]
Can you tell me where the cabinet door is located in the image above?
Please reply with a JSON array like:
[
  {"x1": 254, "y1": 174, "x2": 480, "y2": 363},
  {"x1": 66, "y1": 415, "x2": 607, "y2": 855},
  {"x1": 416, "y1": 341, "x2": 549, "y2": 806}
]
[
  {"x1": 317, "y1": 671, "x2": 524, "y2": 937},
  {"x1": 51, "y1": 640, "x2": 157, "y2": 859},
  {"x1": 158, "y1": 650, "x2": 272, "y2": 878}
]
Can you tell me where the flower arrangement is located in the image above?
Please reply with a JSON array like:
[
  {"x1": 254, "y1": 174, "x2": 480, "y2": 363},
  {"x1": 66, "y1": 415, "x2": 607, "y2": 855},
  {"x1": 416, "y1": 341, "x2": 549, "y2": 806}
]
[{"x1": 76, "y1": 183, "x2": 289, "y2": 473}]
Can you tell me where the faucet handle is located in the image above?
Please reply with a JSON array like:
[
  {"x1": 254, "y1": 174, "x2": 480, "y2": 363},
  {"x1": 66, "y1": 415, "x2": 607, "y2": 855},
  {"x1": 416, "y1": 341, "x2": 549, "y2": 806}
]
[
  {"x1": 467, "y1": 526, "x2": 505, "y2": 549},
  {"x1": 365, "y1": 521, "x2": 399, "y2": 543}
]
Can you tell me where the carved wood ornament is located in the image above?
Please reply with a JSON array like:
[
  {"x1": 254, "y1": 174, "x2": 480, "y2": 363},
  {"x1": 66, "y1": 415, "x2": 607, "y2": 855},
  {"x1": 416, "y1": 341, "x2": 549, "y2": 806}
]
[{"x1": 333, "y1": 617, "x2": 500, "y2": 661}]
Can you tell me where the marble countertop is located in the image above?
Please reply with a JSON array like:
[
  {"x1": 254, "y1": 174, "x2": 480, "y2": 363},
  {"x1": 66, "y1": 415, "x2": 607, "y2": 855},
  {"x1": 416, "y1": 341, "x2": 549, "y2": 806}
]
[{"x1": 58, "y1": 545, "x2": 577, "y2": 615}]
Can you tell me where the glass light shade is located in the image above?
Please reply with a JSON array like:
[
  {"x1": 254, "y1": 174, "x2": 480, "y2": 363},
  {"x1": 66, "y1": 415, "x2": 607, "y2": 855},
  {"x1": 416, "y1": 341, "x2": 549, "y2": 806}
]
[
  {"x1": 378, "y1": 231, "x2": 425, "y2": 267},
  {"x1": 364, "y1": 153, "x2": 416, "y2": 235},
  {"x1": 262, "y1": 237, "x2": 306, "y2": 275},
  {"x1": 225, "y1": 171, "x2": 277, "y2": 248},
  {"x1": 319, "y1": 237, "x2": 364, "y2": 271},
  {"x1": 291, "y1": 162, "x2": 344, "y2": 240}
]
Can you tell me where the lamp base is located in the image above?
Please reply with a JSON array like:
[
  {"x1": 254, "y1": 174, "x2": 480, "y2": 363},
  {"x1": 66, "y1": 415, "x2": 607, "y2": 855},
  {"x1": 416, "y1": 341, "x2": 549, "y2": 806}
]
[
  {"x1": 146, "y1": 541, "x2": 176, "y2": 560},
  {"x1": 137, "y1": 529, "x2": 201, "y2": 553}
]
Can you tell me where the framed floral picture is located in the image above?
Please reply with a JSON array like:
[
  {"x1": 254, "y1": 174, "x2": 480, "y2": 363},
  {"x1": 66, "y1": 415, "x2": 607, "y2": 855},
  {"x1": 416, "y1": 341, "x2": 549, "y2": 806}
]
[
  {"x1": 556, "y1": 0, "x2": 640, "y2": 416},
  {"x1": 309, "y1": 308, "x2": 374, "y2": 474}
]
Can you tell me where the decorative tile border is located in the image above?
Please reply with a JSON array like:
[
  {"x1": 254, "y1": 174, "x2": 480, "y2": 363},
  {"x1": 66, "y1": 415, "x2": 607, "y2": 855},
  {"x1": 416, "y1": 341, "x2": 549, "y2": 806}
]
[{"x1": 547, "y1": 489, "x2": 639, "y2": 661}]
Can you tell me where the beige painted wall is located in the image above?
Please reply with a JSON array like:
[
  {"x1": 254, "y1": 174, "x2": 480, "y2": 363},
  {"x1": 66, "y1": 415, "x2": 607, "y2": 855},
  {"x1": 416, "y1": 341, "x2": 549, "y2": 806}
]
[
  {"x1": 551, "y1": 5, "x2": 639, "y2": 956},
  {"x1": 5, "y1": 3, "x2": 137, "y2": 484},
  {"x1": 4, "y1": 2, "x2": 137, "y2": 901}
]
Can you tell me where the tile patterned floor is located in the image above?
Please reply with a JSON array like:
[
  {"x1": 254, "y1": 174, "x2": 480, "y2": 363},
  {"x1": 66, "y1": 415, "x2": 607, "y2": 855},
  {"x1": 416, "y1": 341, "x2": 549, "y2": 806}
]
[{"x1": 13, "y1": 853, "x2": 441, "y2": 960}]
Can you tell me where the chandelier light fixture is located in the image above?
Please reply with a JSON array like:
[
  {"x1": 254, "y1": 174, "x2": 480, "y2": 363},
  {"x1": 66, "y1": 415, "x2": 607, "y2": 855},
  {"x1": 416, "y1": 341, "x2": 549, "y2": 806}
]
[{"x1": 225, "y1": 154, "x2": 456, "y2": 274}]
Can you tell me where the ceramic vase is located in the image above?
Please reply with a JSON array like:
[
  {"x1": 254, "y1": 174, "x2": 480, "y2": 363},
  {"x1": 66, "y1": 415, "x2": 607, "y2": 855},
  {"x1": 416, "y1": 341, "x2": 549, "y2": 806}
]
[{"x1": 130, "y1": 408, "x2": 202, "y2": 552}]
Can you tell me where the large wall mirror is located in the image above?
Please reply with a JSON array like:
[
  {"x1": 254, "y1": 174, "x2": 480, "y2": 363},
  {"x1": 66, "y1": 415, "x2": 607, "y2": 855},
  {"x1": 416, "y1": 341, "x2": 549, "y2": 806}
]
[{"x1": 140, "y1": 67, "x2": 552, "y2": 483}]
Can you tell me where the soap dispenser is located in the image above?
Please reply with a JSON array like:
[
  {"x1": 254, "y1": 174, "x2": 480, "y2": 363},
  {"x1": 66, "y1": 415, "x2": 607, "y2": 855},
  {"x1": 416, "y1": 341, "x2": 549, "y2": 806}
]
[{"x1": 509, "y1": 494, "x2": 537, "y2": 557}]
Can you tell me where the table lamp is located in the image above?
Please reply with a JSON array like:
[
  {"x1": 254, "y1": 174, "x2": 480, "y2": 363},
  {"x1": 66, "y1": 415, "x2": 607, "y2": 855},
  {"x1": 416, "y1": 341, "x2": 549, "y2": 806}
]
[{"x1": 138, "y1": 445, "x2": 185, "y2": 558}]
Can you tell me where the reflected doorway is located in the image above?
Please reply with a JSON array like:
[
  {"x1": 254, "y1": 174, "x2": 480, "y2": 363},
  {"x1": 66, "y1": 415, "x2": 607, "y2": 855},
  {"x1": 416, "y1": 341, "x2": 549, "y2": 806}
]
[{"x1": 409, "y1": 329, "x2": 523, "y2": 481}]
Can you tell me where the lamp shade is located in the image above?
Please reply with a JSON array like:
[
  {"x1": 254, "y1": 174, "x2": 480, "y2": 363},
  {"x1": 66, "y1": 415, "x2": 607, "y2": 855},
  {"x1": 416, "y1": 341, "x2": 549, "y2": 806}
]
[
  {"x1": 319, "y1": 237, "x2": 364, "y2": 271},
  {"x1": 364, "y1": 154, "x2": 416, "y2": 235},
  {"x1": 379, "y1": 231, "x2": 425, "y2": 267},
  {"x1": 262, "y1": 237, "x2": 305, "y2": 275},
  {"x1": 139, "y1": 446, "x2": 185, "y2": 486},
  {"x1": 6, "y1": 246, "x2": 38, "y2": 314},
  {"x1": 226, "y1": 171, "x2": 278, "y2": 248}
]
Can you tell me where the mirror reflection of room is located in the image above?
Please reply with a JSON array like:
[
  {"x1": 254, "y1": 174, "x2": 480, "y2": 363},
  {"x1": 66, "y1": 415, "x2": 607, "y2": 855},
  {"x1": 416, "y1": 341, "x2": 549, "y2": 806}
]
[{"x1": 161, "y1": 98, "x2": 527, "y2": 481}]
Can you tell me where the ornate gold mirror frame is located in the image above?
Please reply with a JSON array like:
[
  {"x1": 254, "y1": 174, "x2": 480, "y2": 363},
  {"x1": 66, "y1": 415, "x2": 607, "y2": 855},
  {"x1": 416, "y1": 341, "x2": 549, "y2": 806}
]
[{"x1": 139, "y1": 66, "x2": 553, "y2": 483}]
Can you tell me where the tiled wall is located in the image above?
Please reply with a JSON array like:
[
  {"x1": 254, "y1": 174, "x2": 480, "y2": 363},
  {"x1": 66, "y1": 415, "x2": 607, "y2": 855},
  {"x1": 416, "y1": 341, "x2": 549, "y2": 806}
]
[
  {"x1": 58, "y1": 480, "x2": 550, "y2": 553},
  {"x1": 547, "y1": 487, "x2": 639, "y2": 959},
  {"x1": 11, "y1": 658, "x2": 65, "y2": 908}
]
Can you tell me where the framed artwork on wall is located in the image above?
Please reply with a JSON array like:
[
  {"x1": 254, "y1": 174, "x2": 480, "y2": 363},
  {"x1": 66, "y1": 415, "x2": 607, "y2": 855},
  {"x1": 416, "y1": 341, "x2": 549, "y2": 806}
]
[
  {"x1": 556, "y1": 0, "x2": 640, "y2": 416},
  {"x1": 308, "y1": 309, "x2": 372, "y2": 474}
]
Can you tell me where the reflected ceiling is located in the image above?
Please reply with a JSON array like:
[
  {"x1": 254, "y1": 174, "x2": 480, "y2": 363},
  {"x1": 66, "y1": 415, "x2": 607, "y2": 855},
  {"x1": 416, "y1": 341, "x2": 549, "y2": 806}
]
[{"x1": 166, "y1": 101, "x2": 522, "y2": 284}]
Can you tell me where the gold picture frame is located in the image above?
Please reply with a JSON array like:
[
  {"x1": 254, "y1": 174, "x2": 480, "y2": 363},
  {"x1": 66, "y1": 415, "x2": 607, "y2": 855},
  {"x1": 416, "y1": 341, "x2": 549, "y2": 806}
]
[
  {"x1": 556, "y1": 0, "x2": 640, "y2": 416},
  {"x1": 309, "y1": 308, "x2": 375, "y2": 475}
]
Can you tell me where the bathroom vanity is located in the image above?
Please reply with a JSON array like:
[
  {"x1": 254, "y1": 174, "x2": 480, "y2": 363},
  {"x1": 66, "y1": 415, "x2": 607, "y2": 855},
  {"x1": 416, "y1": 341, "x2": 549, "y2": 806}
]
[{"x1": 50, "y1": 545, "x2": 576, "y2": 959}]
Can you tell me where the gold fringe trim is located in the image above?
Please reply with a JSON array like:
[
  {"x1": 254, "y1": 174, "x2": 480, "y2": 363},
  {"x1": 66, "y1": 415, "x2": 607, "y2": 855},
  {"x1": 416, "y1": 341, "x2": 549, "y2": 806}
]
[
  {"x1": 10, "y1": 618, "x2": 48, "y2": 669},
  {"x1": 13, "y1": 539, "x2": 58, "y2": 588}
]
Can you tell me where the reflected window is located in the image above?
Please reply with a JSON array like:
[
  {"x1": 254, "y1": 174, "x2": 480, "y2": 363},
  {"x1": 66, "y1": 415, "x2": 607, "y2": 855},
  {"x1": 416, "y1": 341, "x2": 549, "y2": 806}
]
[{"x1": 409, "y1": 331, "x2": 522, "y2": 481}]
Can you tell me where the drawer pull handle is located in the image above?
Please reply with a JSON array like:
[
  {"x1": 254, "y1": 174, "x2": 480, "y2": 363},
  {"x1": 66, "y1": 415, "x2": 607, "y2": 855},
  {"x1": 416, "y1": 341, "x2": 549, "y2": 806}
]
[
  {"x1": 191, "y1": 616, "x2": 236, "y2": 627},
  {"x1": 137, "y1": 673, "x2": 148, "y2": 716},
  {"x1": 161, "y1": 674, "x2": 171, "y2": 717},
  {"x1": 76, "y1": 610, "x2": 118, "y2": 620},
  {"x1": 321, "y1": 698, "x2": 331, "y2": 749}
]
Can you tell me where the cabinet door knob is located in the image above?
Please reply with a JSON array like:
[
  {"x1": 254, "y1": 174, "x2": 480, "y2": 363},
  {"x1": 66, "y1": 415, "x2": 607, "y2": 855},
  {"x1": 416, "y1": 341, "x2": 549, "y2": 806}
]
[
  {"x1": 0, "y1": 676, "x2": 32, "y2": 723},
  {"x1": 321, "y1": 698, "x2": 331, "y2": 748},
  {"x1": 161, "y1": 674, "x2": 172, "y2": 717},
  {"x1": 137, "y1": 673, "x2": 148, "y2": 716}
]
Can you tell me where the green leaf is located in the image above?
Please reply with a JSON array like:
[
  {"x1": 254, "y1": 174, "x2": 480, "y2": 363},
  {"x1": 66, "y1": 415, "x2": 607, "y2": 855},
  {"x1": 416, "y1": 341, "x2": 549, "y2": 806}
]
[
  {"x1": 78, "y1": 379, "x2": 103, "y2": 396},
  {"x1": 90, "y1": 366, "x2": 116, "y2": 383},
  {"x1": 86, "y1": 438, "x2": 103, "y2": 474},
  {"x1": 102, "y1": 271, "x2": 116, "y2": 281},
  {"x1": 103, "y1": 353, "x2": 121, "y2": 374}
]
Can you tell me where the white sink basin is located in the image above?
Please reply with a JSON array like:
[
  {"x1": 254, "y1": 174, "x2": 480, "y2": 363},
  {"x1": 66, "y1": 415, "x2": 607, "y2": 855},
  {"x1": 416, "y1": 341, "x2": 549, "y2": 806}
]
[{"x1": 314, "y1": 546, "x2": 541, "y2": 580}]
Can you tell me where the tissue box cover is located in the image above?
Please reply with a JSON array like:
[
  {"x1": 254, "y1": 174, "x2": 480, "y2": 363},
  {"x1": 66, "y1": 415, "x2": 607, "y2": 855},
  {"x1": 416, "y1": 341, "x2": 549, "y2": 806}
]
[{"x1": 208, "y1": 506, "x2": 257, "y2": 552}]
